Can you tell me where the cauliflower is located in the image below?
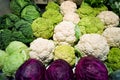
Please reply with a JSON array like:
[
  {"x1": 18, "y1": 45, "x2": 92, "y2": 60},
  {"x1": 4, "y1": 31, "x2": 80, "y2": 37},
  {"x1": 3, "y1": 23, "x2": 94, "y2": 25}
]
[
  {"x1": 60, "y1": 1, "x2": 77, "y2": 15},
  {"x1": 102, "y1": 27, "x2": 120, "y2": 48},
  {"x1": 78, "y1": 16, "x2": 105, "y2": 34},
  {"x1": 105, "y1": 48, "x2": 120, "y2": 71},
  {"x1": 63, "y1": 12, "x2": 80, "y2": 24},
  {"x1": 29, "y1": 38, "x2": 55, "y2": 65},
  {"x1": 97, "y1": 11, "x2": 119, "y2": 28},
  {"x1": 54, "y1": 44, "x2": 76, "y2": 66},
  {"x1": 75, "y1": 34, "x2": 109, "y2": 61},
  {"x1": 31, "y1": 17, "x2": 54, "y2": 39},
  {"x1": 53, "y1": 21, "x2": 77, "y2": 46}
]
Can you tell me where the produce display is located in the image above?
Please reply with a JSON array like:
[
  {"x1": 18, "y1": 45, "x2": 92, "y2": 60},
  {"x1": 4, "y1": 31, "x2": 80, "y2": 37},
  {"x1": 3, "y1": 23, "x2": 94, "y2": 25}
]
[{"x1": 0, "y1": 0, "x2": 120, "y2": 80}]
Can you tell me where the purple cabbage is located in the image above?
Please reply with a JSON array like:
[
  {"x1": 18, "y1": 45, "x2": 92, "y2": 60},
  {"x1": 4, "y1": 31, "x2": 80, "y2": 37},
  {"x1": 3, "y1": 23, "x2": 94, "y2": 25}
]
[
  {"x1": 75, "y1": 55, "x2": 108, "y2": 80},
  {"x1": 15, "y1": 58, "x2": 46, "y2": 80},
  {"x1": 45, "y1": 59, "x2": 74, "y2": 80}
]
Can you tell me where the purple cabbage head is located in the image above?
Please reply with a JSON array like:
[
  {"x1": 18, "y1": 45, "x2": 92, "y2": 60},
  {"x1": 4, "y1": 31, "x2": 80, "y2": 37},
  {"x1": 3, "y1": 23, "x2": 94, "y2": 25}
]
[
  {"x1": 15, "y1": 58, "x2": 46, "y2": 80},
  {"x1": 45, "y1": 59, "x2": 74, "y2": 80},
  {"x1": 75, "y1": 55, "x2": 108, "y2": 80}
]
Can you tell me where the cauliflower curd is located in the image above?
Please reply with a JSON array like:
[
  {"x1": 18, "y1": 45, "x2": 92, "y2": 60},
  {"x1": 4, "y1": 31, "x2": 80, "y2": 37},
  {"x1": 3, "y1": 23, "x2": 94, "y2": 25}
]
[
  {"x1": 102, "y1": 27, "x2": 120, "y2": 48},
  {"x1": 97, "y1": 11, "x2": 119, "y2": 28},
  {"x1": 53, "y1": 21, "x2": 77, "y2": 46},
  {"x1": 60, "y1": 1, "x2": 77, "y2": 15},
  {"x1": 29, "y1": 38, "x2": 55, "y2": 65},
  {"x1": 75, "y1": 34, "x2": 109, "y2": 61}
]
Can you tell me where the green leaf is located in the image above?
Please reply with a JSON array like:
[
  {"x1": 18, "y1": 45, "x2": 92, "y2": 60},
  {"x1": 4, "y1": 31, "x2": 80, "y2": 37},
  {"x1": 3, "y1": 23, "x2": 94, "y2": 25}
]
[{"x1": 75, "y1": 25, "x2": 81, "y2": 41}]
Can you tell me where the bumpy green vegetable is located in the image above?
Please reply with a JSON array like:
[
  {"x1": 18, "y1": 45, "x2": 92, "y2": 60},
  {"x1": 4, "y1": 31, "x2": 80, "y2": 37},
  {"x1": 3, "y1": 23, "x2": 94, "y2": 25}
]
[
  {"x1": 77, "y1": 2, "x2": 108, "y2": 18},
  {"x1": 21, "y1": 5, "x2": 40, "y2": 22},
  {"x1": 45, "y1": 2, "x2": 60, "y2": 11},
  {"x1": 2, "y1": 41, "x2": 29, "y2": 76},
  {"x1": 77, "y1": 2, "x2": 96, "y2": 18},
  {"x1": 32, "y1": 17, "x2": 54, "y2": 39},
  {"x1": 42, "y1": 9, "x2": 63, "y2": 25},
  {"x1": 105, "y1": 48, "x2": 120, "y2": 71},
  {"x1": 54, "y1": 45, "x2": 76, "y2": 66},
  {"x1": 78, "y1": 16, "x2": 105, "y2": 34}
]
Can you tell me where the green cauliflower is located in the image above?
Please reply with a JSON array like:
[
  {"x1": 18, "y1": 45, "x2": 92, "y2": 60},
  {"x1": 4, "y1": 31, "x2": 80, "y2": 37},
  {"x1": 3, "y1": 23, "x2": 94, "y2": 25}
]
[
  {"x1": 77, "y1": 16, "x2": 105, "y2": 35},
  {"x1": 105, "y1": 48, "x2": 120, "y2": 71},
  {"x1": 77, "y1": 2, "x2": 96, "y2": 18},
  {"x1": 77, "y1": 2, "x2": 108, "y2": 18},
  {"x1": 0, "y1": 50, "x2": 8, "y2": 69},
  {"x1": 42, "y1": 9, "x2": 63, "y2": 25},
  {"x1": 21, "y1": 5, "x2": 40, "y2": 22},
  {"x1": 2, "y1": 41, "x2": 30, "y2": 76},
  {"x1": 45, "y1": 2, "x2": 60, "y2": 11},
  {"x1": 32, "y1": 17, "x2": 54, "y2": 39},
  {"x1": 54, "y1": 44, "x2": 76, "y2": 66}
]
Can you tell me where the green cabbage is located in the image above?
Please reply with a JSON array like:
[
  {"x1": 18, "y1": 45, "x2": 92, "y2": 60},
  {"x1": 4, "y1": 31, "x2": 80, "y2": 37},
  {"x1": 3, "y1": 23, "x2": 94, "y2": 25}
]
[
  {"x1": 2, "y1": 41, "x2": 30, "y2": 76},
  {"x1": 0, "y1": 50, "x2": 7, "y2": 69},
  {"x1": 21, "y1": 5, "x2": 40, "y2": 22},
  {"x1": 10, "y1": 0, "x2": 31, "y2": 15}
]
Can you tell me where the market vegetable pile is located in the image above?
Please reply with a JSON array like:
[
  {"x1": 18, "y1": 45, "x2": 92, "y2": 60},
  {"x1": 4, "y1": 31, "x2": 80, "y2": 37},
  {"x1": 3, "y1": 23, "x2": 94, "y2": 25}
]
[{"x1": 0, "y1": 0, "x2": 120, "y2": 80}]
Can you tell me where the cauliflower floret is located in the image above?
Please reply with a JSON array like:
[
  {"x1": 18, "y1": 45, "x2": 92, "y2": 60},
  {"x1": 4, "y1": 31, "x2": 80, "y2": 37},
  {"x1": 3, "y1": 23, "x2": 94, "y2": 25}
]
[
  {"x1": 97, "y1": 11, "x2": 119, "y2": 28},
  {"x1": 75, "y1": 34, "x2": 109, "y2": 61},
  {"x1": 29, "y1": 38, "x2": 55, "y2": 65},
  {"x1": 63, "y1": 12, "x2": 80, "y2": 24},
  {"x1": 102, "y1": 27, "x2": 120, "y2": 48},
  {"x1": 54, "y1": 44, "x2": 76, "y2": 66},
  {"x1": 60, "y1": 1, "x2": 77, "y2": 15},
  {"x1": 53, "y1": 21, "x2": 76, "y2": 46}
]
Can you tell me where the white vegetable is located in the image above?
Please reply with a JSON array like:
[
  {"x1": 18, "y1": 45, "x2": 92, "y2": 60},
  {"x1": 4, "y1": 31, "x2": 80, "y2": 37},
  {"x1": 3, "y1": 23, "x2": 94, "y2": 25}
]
[
  {"x1": 60, "y1": 1, "x2": 77, "y2": 15},
  {"x1": 58, "y1": 0, "x2": 76, "y2": 4},
  {"x1": 75, "y1": 34, "x2": 109, "y2": 61},
  {"x1": 29, "y1": 38, "x2": 55, "y2": 65},
  {"x1": 63, "y1": 12, "x2": 80, "y2": 24},
  {"x1": 102, "y1": 27, "x2": 120, "y2": 48},
  {"x1": 53, "y1": 21, "x2": 76, "y2": 46},
  {"x1": 97, "y1": 11, "x2": 119, "y2": 28}
]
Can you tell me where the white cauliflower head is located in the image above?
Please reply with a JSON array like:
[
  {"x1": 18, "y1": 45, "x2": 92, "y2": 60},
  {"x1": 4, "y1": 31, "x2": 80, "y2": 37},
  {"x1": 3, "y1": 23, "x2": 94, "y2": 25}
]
[
  {"x1": 63, "y1": 12, "x2": 80, "y2": 24},
  {"x1": 102, "y1": 27, "x2": 120, "y2": 48},
  {"x1": 29, "y1": 38, "x2": 55, "y2": 65},
  {"x1": 97, "y1": 11, "x2": 119, "y2": 28},
  {"x1": 75, "y1": 34, "x2": 109, "y2": 61},
  {"x1": 60, "y1": 1, "x2": 77, "y2": 15},
  {"x1": 53, "y1": 21, "x2": 76, "y2": 46}
]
